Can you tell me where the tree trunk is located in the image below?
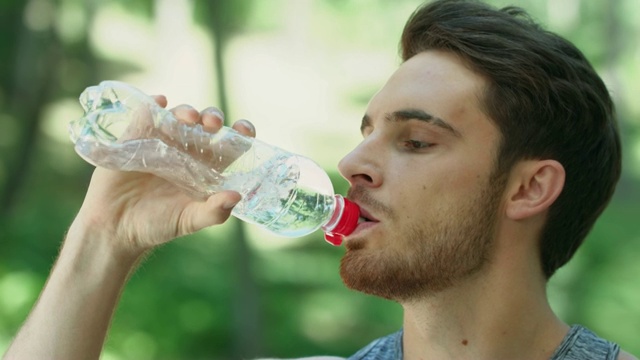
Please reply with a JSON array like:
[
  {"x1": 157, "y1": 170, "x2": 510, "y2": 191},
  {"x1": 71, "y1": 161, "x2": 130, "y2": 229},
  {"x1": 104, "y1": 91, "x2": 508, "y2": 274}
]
[
  {"x1": 0, "y1": 0, "x2": 59, "y2": 219},
  {"x1": 205, "y1": 1, "x2": 264, "y2": 358}
]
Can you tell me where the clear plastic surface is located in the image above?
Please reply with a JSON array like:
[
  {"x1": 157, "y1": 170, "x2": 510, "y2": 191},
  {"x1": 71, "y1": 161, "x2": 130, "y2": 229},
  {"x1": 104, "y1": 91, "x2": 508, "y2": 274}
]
[{"x1": 69, "y1": 81, "x2": 349, "y2": 237}]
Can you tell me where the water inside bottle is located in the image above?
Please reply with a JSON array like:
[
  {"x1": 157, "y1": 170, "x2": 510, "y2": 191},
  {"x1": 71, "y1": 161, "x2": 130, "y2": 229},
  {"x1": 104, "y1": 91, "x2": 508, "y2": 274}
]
[
  {"x1": 72, "y1": 81, "x2": 339, "y2": 237},
  {"x1": 226, "y1": 154, "x2": 336, "y2": 237}
]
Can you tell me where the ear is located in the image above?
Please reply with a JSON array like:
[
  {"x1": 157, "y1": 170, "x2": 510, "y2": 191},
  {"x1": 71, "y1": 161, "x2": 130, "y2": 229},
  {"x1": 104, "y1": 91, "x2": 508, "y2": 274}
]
[{"x1": 505, "y1": 160, "x2": 565, "y2": 220}]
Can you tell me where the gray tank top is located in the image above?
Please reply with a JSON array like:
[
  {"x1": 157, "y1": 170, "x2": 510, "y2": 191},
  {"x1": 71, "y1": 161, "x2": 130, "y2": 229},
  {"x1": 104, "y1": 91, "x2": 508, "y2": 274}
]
[{"x1": 348, "y1": 325, "x2": 620, "y2": 359}]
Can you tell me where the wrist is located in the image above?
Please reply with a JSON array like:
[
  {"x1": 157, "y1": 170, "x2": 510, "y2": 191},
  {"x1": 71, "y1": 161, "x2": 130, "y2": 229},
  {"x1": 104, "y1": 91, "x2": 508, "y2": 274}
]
[{"x1": 65, "y1": 216, "x2": 147, "y2": 276}]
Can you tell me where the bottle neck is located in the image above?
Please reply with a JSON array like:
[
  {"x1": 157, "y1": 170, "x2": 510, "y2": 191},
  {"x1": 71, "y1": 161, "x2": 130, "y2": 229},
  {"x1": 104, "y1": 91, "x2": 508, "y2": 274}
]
[{"x1": 322, "y1": 195, "x2": 359, "y2": 246}]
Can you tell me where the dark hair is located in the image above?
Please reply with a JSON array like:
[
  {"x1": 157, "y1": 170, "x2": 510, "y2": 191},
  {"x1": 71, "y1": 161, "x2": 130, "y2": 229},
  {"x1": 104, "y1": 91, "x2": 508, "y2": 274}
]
[{"x1": 401, "y1": 0, "x2": 621, "y2": 278}]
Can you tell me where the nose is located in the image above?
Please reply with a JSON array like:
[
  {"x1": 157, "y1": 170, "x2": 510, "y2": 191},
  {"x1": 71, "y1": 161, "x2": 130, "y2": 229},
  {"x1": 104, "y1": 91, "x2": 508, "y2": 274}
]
[{"x1": 338, "y1": 137, "x2": 383, "y2": 188}]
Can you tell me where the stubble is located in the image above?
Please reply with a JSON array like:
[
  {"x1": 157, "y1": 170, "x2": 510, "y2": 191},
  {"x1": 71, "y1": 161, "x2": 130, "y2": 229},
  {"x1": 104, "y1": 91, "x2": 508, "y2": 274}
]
[{"x1": 340, "y1": 173, "x2": 506, "y2": 302}]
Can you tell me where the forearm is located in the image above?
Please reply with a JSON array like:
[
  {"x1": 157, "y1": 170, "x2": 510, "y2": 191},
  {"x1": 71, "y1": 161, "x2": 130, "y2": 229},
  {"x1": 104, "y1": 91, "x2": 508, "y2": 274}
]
[
  {"x1": 3, "y1": 102, "x2": 242, "y2": 360},
  {"x1": 3, "y1": 220, "x2": 144, "y2": 360}
]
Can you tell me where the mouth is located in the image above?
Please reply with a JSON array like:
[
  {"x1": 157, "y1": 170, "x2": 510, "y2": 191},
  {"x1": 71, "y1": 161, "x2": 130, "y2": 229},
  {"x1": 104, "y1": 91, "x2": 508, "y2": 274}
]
[
  {"x1": 352, "y1": 206, "x2": 379, "y2": 235},
  {"x1": 357, "y1": 206, "x2": 379, "y2": 223},
  {"x1": 358, "y1": 215, "x2": 376, "y2": 224}
]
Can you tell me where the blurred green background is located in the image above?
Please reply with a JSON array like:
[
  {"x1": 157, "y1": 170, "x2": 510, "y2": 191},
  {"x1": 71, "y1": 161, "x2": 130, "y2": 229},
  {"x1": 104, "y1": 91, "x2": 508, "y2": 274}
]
[{"x1": 0, "y1": 0, "x2": 638, "y2": 358}]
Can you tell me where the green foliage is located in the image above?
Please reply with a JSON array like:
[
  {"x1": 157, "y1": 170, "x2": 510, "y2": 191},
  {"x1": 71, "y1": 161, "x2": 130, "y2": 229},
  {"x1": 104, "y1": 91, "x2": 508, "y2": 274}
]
[{"x1": 1, "y1": 0, "x2": 639, "y2": 358}]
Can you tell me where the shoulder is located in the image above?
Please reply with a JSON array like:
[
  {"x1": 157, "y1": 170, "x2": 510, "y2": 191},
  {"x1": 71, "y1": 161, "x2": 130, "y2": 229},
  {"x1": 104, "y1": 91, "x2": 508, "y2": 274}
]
[
  {"x1": 551, "y1": 325, "x2": 631, "y2": 360},
  {"x1": 617, "y1": 350, "x2": 639, "y2": 360},
  {"x1": 348, "y1": 330, "x2": 403, "y2": 359}
]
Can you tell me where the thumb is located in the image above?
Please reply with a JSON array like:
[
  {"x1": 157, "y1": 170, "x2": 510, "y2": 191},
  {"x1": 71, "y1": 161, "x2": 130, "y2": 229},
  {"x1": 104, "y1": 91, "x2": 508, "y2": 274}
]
[{"x1": 180, "y1": 191, "x2": 242, "y2": 235}]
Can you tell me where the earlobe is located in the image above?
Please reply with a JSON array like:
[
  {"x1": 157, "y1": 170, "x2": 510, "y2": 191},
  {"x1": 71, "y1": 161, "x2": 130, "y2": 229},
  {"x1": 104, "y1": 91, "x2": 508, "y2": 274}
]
[{"x1": 506, "y1": 160, "x2": 565, "y2": 220}]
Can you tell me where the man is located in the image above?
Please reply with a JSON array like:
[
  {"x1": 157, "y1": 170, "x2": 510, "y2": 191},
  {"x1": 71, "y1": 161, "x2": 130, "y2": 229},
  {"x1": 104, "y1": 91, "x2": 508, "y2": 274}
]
[{"x1": 3, "y1": 0, "x2": 637, "y2": 359}]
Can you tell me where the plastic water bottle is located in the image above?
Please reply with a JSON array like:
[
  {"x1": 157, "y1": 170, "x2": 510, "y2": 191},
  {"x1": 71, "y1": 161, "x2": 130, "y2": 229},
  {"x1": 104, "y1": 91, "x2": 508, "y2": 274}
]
[{"x1": 67, "y1": 81, "x2": 358, "y2": 245}]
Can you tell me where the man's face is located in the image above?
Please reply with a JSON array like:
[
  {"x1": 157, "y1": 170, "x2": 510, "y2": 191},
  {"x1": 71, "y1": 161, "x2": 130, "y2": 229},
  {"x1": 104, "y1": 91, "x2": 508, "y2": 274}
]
[{"x1": 338, "y1": 50, "x2": 506, "y2": 301}]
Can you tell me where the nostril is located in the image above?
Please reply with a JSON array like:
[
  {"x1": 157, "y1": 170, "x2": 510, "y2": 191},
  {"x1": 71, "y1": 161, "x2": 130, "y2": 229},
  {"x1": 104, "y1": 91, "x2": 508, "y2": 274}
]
[
  {"x1": 361, "y1": 174, "x2": 374, "y2": 183},
  {"x1": 351, "y1": 173, "x2": 375, "y2": 185}
]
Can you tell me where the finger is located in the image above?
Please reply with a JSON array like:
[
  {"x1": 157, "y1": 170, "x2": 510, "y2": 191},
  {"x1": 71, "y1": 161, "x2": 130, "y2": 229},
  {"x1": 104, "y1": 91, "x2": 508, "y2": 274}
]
[
  {"x1": 232, "y1": 119, "x2": 256, "y2": 138},
  {"x1": 182, "y1": 191, "x2": 242, "y2": 233},
  {"x1": 121, "y1": 106, "x2": 154, "y2": 141},
  {"x1": 171, "y1": 104, "x2": 200, "y2": 124},
  {"x1": 152, "y1": 95, "x2": 168, "y2": 108},
  {"x1": 200, "y1": 107, "x2": 224, "y2": 132}
]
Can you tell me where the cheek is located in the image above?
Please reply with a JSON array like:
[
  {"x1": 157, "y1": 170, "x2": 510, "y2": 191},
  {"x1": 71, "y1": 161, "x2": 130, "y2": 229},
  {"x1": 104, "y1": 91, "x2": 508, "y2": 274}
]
[
  {"x1": 403, "y1": 167, "x2": 486, "y2": 216},
  {"x1": 391, "y1": 178, "x2": 436, "y2": 224},
  {"x1": 387, "y1": 154, "x2": 490, "y2": 217},
  {"x1": 430, "y1": 154, "x2": 489, "y2": 192}
]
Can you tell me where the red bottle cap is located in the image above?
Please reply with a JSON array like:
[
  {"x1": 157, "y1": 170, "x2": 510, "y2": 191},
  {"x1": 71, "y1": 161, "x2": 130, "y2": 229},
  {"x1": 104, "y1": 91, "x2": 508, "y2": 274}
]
[{"x1": 323, "y1": 196, "x2": 359, "y2": 246}]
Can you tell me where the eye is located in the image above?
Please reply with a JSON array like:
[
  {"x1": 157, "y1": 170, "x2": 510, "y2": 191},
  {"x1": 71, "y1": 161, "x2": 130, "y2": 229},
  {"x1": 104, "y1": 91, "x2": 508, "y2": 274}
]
[{"x1": 403, "y1": 140, "x2": 434, "y2": 151}]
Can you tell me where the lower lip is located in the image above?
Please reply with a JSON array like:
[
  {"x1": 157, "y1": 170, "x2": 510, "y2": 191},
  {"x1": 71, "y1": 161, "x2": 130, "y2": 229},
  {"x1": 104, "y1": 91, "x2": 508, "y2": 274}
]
[{"x1": 350, "y1": 221, "x2": 378, "y2": 236}]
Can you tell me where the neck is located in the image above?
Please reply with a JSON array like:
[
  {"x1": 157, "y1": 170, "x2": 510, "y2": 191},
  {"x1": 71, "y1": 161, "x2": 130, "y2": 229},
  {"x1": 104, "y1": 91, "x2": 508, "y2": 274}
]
[{"x1": 400, "y1": 248, "x2": 568, "y2": 360}]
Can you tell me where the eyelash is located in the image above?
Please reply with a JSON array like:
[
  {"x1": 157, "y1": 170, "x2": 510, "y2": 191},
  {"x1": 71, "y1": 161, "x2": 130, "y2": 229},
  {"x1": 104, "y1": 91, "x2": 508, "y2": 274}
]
[{"x1": 403, "y1": 140, "x2": 434, "y2": 151}]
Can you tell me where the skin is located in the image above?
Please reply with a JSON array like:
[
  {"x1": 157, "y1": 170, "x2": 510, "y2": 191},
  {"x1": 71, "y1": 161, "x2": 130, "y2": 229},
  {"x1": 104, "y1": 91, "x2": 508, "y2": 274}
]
[
  {"x1": 337, "y1": 50, "x2": 636, "y2": 360},
  {"x1": 2, "y1": 98, "x2": 253, "y2": 360},
  {"x1": 338, "y1": 50, "x2": 505, "y2": 301},
  {"x1": 3, "y1": 52, "x2": 637, "y2": 360}
]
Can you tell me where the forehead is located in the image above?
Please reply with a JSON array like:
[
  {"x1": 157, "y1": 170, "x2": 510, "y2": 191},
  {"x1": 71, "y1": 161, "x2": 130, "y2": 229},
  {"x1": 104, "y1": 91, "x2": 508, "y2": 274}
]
[{"x1": 367, "y1": 50, "x2": 493, "y2": 137}]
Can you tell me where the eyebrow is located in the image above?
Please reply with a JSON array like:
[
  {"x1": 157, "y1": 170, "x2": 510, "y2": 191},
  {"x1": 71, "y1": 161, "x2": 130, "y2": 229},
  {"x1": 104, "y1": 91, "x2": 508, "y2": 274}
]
[{"x1": 361, "y1": 109, "x2": 462, "y2": 138}]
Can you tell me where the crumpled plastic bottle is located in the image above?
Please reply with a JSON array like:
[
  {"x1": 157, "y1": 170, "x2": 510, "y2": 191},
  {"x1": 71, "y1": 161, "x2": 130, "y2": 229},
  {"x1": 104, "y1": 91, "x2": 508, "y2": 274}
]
[{"x1": 68, "y1": 81, "x2": 359, "y2": 244}]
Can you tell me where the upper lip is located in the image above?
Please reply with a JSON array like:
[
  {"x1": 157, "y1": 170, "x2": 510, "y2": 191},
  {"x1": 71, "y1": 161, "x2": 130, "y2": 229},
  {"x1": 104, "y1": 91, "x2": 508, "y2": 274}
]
[{"x1": 356, "y1": 204, "x2": 379, "y2": 223}]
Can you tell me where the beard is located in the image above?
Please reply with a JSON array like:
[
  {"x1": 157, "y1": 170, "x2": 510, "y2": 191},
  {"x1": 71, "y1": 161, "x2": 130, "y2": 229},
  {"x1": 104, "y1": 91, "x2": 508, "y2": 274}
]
[{"x1": 339, "y1": 172, "x2": 506, "y2": 302}]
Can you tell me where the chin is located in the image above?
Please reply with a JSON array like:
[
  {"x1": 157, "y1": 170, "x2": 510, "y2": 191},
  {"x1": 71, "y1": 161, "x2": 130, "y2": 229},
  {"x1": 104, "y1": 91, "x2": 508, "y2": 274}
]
[
  {"x1": 343, "y1": 236, "x2": 367, "y2": 251},
  {"x1": 339, "y1": 245, "x2": 402, "y2": 300}
]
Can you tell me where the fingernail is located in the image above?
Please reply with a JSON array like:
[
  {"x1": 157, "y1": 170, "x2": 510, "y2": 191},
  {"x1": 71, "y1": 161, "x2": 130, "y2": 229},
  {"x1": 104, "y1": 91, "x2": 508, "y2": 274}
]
[
  {"x1": 223, "y1": 199, "x2": 240, "y2": 210},
  {"x1": 236, "y1": 119, "x2": 255, "y2": 134},
  {"x1": 205, "y1": 107, "x2": 224, "y2": 119}
]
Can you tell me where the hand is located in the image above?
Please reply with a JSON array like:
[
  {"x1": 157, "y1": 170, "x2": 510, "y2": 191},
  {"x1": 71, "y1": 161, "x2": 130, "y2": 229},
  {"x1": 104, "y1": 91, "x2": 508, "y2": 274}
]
[{"x1": 72, "y1": 95, "x2": 256, "y2": 257}]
